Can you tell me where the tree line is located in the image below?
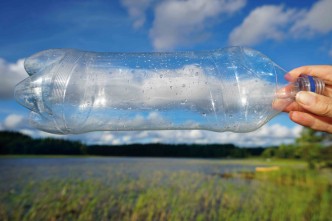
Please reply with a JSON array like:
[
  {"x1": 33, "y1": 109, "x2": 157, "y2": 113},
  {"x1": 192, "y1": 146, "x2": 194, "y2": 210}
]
[
  {"x1": 0, "y1": 131, "x2": 264, "y2": 158},
  {"x1": 262, "y1": 128, "x2": 332, "y2": 168}
]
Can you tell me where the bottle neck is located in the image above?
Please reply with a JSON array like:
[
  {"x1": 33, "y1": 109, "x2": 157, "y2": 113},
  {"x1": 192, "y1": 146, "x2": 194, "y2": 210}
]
[{"x1": 296, "y1": 74, "x2": 325, "y2": 94}]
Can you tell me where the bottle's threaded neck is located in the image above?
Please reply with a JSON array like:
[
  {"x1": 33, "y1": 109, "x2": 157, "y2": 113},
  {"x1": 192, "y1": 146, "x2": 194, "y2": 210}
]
[{"x1": 297, "y1": 74, "x2": 325, "y2": 94}]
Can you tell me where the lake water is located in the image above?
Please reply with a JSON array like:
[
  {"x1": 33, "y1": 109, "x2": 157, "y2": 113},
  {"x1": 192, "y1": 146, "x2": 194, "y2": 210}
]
[{"x1": 0, "y1": 157, "x2": 258, "y2": 192}]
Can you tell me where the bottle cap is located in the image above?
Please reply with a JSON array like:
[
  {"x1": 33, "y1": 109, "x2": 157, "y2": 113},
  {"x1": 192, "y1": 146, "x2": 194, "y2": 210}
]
[{"x1": 297, "y1": 74, "x2": 325, "y2": 94}]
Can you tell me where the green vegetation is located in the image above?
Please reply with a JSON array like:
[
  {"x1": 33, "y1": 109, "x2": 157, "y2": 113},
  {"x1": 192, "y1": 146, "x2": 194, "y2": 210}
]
[
  {"x1": 0, "y1": 158, "x2": 331, "y2": 221},
  {"x1": 262, "y1": 128, "x2": 332, "y2": 169}
]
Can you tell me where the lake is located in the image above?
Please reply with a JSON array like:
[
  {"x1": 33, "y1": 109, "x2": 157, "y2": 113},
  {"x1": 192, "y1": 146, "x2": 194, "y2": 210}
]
[{"x1": 0, "y1": 157, "x2": 257, "y2": 191}]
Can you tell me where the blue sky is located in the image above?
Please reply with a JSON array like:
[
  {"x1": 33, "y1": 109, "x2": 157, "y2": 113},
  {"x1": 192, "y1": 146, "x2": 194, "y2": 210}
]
[{"x1": 0, "y1": 0, "x2": 331, "y2": 146}]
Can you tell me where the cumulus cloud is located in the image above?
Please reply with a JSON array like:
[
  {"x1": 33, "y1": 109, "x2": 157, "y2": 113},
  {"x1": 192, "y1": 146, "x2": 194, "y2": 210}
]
[
  {"x1": 291, "y1": 0, "x2": 332, "y2": 36},
  {"x1": 120, "y1": 0, "x2": 154, "y2": 29},
  {"x1": 68, "y1": 122, "x2": 302, "y2": 147},
  {"x1": 229, "y1": 5, "x2": 297, "y2": 45},
  {"x1": 1, "y1": 111, "x2": 301, "y2": 147},
  {"x1": 0, "y1": 58, "x2": 27, "y2": 99},
  {"x1": 144, "y1": 0, "x2": 245, "y2": 50},
  {"x1": 3, "y1": 114, "x2": 27, "y2": 129},
  {"x1": 121, "y1": 0, "x2": 247, "y2": 50},
  {"x1": 11, "y1": 122, "x2": 302, "y2": 146},
  {"x1": 229, "y1": 0, "x2": 332, "y2": 46}
]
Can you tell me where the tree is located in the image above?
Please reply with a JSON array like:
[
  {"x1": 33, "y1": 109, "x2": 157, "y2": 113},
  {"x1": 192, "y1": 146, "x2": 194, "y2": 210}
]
[
  {"x1": 295, "y1": 128, "x2": 323, "y2": 169},
  {"x1": 261, "y1": 147, "x2": 276, "y2": 159},
  {"x1": 275, "y1": 144, "x2": 297, "y2": 159}
]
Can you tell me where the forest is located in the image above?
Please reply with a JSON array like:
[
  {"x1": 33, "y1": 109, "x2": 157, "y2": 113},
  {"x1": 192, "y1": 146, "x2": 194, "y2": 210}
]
[{"x1": 0, "y1": 131, "x2": 263, "y2": 158}]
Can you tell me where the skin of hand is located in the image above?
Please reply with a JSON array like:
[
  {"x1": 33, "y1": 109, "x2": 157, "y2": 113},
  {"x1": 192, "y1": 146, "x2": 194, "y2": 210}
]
[{"x1": 283, "y1": 65, "x2": 332, "y2": 133}]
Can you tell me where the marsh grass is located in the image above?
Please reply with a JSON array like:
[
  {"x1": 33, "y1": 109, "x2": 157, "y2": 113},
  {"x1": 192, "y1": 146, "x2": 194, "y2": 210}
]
[{"x1": 0, "y1": 157, "x2": 331, "y2": 221}]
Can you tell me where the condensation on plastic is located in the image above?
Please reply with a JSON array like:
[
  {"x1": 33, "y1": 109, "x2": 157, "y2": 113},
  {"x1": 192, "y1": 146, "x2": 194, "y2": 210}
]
[{"x1": 14, "y1": 47, "x2": 325, "y2": 134}]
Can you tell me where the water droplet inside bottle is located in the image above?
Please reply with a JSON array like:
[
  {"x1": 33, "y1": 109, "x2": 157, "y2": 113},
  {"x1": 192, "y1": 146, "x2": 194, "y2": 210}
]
[
  {"x1": 182, "y1": 84, "x2": 186, "y2": 87},
  {"x1": 180, "y1": 99, "x2": 188, "y2": 105},
  {"x1": 160, "y1": 74, "x2": 163, "y2": 78},
  {"x1": 202, "y1": 113, "x2": 207, "y2": 117}
]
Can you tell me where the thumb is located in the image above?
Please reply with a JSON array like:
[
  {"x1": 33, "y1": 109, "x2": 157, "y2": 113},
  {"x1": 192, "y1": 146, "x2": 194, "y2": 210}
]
[{"x1": 296, "y1": 91, "x2": 332, "y2": 117}]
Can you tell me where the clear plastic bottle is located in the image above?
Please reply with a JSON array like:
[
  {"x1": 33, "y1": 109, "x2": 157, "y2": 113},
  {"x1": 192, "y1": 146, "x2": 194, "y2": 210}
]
[{"x1": 15, "y1": 47, "x2": 325, "y2": 134}]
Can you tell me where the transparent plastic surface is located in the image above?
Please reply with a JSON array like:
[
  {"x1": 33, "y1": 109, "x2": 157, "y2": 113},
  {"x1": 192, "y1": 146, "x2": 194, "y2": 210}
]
[{"x1": 15, "y1": 47, "x2": 325, "y2": 134}]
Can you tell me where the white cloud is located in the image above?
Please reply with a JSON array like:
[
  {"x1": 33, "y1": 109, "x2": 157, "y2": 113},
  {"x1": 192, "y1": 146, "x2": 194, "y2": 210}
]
[
  {"x1": 69, "y1": 123, "x2": 302, "y2": 147},
  {"x1": 0, "y1": 58, "x2": 27, "y2": 99},
  {"x1": 291, "y1": 0, "x2": 332, "y2": 36},
  {"x1": 229, "y1": 5, "x2": 297, "y2": 45},
  {"x1": 229, "y1": 0, "x2": 332, "y2": 46},
  {"x1": 121, "y1": 0, "x2": 154, "y2": 29},
  {"x1": 3, "y1": 114, "x2": 25, "y2": 129},
  {"x1": 3, "y1": 119, "x2": 301, "y2": 146},
  {"x1": 1, "y1": 111, "x2": 301, "y2": 147},
  {"x1": 150, "y1": 0, "x2": 246, "y2": 50},
  {"x1": 1, "y1": 112, "x2": 301, "y2": 147}
]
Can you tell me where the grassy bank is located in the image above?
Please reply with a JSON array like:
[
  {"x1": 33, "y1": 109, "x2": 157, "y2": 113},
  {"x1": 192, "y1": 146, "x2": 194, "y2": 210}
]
[{"x1": 0, "y1": 158, "x2": 331, "y2": 221}]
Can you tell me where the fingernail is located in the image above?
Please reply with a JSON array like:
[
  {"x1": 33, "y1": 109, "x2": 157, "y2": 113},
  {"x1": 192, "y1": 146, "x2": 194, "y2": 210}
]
[
  {"x1": 296, "y1": 91, "x2": 316, "y2": 106},
  {"x1": 284, "y1": 73, "x2": 296, "y2": 82}
]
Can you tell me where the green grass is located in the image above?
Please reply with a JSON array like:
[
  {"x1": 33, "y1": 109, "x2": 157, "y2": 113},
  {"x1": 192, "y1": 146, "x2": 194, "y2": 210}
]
[{"x1": 0, "y1": 157, "x2": 331, "y2": 221}]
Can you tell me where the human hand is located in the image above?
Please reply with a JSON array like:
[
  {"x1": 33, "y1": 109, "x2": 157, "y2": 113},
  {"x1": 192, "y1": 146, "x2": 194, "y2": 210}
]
[{"x1": 282, "y1": 65, "x2": 332, "y2": 133}]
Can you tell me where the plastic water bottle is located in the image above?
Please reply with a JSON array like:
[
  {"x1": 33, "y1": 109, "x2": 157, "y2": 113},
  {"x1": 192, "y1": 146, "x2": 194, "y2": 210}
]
[{"x1": 15, "y1": 47, "x2": 325, "y2": 134}]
